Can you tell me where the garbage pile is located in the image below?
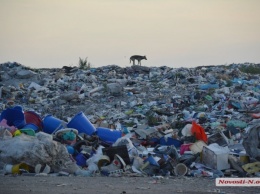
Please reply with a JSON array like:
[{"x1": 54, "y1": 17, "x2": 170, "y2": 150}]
[{"x1": 1, "y1": 61, "x2": 260, "y2": 178}]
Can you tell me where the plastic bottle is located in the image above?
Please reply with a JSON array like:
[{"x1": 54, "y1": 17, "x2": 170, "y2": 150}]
[
  {"x1": 189, "y1": 169, "x2": 202, "y2": 177},
  {"x1": 74, "y1": 169, "x2": 92, "y2": 177}
]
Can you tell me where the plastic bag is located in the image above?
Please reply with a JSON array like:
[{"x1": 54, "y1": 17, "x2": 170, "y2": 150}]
[{"x1": 191, "y1": 121, "x2": 208, "y2": 143}]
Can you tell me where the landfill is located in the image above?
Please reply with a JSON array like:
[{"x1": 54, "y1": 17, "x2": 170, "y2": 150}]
[{"x1": 1, "y1": 61, "x2": 260, "y2": 179}]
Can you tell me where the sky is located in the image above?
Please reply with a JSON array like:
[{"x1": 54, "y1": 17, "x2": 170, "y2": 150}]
[{"x1": 1, "y1": 0, "x2": 260, "y2": 69}]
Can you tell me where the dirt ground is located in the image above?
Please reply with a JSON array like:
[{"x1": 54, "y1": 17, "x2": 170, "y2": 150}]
[{"x1": 0, "y1": 175, "x2": 259, "y2": 194}]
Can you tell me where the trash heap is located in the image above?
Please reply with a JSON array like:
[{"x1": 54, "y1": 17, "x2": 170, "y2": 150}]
[{"x1": 1, "y1": 61, "x2": 260, "y2": 178}]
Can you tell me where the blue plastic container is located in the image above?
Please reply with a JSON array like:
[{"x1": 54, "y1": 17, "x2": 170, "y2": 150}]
[
  {"x1": 159, "y1": 137, "x2": 182, "y2": 148},
  {"x1": 75, "y1": 153, "x2": 87, "y2": 167},
  {"x1": 149, "y1": 137, "x2": 160, "y2": 146},
  {"x1": 21, "y1": 123, "x2": 39, "y2": 131},
  {"x1": 0, "y1": 108, "x2": 26, "y2": 128},
  {"x1": 13, "y1": 105, "x2": 23, "y2": 112},
  {"x1": 67, "y1": 112, "x2": 96, "y2": 135},
  {"x1": 42, "y1": 115, "x2": 66, "y2": 134},
  {"x1": 66, "y1": 145, "x2": 75, "y2": 155},
  {"x1": 144, "y1": 155, "x2": 160, "y2": 167},
  {"x1": 96, "y1": 127, "x2": 122, "y2": 143}
]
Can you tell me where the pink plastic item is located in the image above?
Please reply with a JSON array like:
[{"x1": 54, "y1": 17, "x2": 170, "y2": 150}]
[
  {"x1": 0, "y1": 119, "x2": 16, "y2": 133},
  {"x1": 180, "y1": 143, "x2": 192, "y2": 155}
]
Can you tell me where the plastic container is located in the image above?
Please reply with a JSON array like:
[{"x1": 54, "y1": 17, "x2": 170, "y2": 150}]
[
  {"x1": 12, "y1": 163, "x2": 30, "y2": 174},
  {"x1": 42, "y1": 115, "x2": 66, "y2": 134},
  {"x1": 21, "y1": 123, "x2": 39, "y2": 131},
  {"x1": 0, "y1": 108, "x2": 26, "y2": 128},
  {"x1": 75, "y1": 153, "x2": 87, "y2": 167},
  {"x1": 4, "y1": 163, "x2": 29, "y2": 174},
  {"x1": 189, "y1": 140, "x2": 207, "y2": 154},
  {"x1": 174, "y1": 163, "x2": 188, "y2": 176},
  {"x1": 102, "y1": 145, "x2": 131, "y2": 164},
  {"x1": 20, "y1": 128, "x2": 36, "y2": 136},
  {"x1": 96, "y1": 127, "x2": 122, "y2": 143},
  {"x1": 66, "y1": 145, "x2": 75, "y2": 155},
  {"x1": 4, "y1": 164, "x2": 13, "y2": 174},
  {"x1": 24, "y1": 111, "x2": 43, "y2": 130},
  {"x1": 97, "y1": 155, "x2": 111, "y2": 169},
  {"x1": 67, "y1": 112, "x2": 96, "y2": 135},
  {"x1": 159, "y1": 137, "x2": 182, "y2": 148},
  {"x1": 189, "y1": 169, "x2": 202, "y2": 177},
  {"x1": 239, "y1": 154, "x2": 250, "y2": 164},
  {"x1": 13, "y1": 105, "x2": 23, "y2": 111},
  {"x1": 180, "y1": 144, "x2": 192, "y2": 155},
  {"x1": 144, "y1": 155, "x2": 160, "y2": 167}
]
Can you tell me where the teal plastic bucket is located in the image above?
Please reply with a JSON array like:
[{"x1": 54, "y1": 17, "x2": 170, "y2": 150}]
[
  {"x1": 21, "y1": 123, "x2": 39, "y2": 131},
  {"x1": 67, "y1": 112, "x2": 96, "y2": 135},
  {"x1": 42, "y1": 115, "x2": 66, "y2": 134},
  {"x1": 96, "y1": 127, "x2": 122, "y2": 143}
]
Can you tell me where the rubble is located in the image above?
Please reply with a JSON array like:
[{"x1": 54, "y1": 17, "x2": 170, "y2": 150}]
[{"x1": 0, "y1": 61, "x2": 260, "y2": 179}]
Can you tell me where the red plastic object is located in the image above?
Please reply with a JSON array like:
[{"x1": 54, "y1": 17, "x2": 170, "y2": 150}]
[
  {"x1": 24, "y1": 111, "x2": 43, "y2": 130},
  {"x1": 191, "y1": 121, "x2": 208, "y2": 143},
  {"x1": 252, "y1": 113, "x2": 260, "y2": 119}
]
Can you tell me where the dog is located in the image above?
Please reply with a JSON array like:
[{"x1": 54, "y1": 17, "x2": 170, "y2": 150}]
[{"x1": 130, "y1": 55, "x2": 147, "y2": 66}]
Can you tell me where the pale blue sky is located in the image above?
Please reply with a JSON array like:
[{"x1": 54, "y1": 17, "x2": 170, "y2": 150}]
[{"x1": 1, "y1": 0, "x2": 260, "y2": 68}]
